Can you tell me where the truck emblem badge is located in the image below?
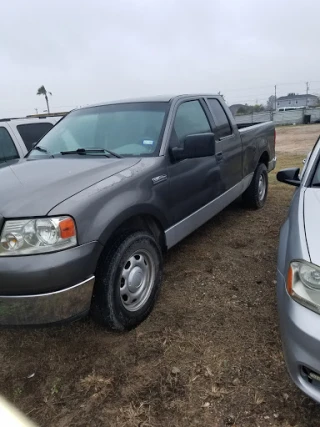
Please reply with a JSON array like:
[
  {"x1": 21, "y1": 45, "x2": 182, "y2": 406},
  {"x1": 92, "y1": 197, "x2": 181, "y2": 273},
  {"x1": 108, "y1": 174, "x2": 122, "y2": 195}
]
[{"x1": 152, "y1": 175, "x2": 168, "y2": 185}]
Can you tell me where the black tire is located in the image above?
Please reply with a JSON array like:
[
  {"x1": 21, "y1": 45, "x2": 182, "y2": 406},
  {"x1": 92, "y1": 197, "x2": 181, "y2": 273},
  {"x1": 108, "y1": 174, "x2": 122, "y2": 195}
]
[
  {"x1": 91, "y1": 231, "x2": 163, "y2": 331},
  {"x1": 242, "y1": 163, "x2": 268, "y2": 209}
]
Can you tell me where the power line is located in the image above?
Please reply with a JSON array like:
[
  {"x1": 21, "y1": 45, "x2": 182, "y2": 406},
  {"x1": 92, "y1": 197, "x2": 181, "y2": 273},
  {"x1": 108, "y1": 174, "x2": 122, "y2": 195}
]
[
  {"x1": 274, "y1": 81, "x2": 305, "y2": 86},
  {"x1": 223, "y1": 81, "x2": 308, "y2": 94},
  {"x1": 222, "y1": 84, "x2": 273, "y2": 93},
  {"x1": 227, "y1": 93, "x2": 274, "y2": 101}
]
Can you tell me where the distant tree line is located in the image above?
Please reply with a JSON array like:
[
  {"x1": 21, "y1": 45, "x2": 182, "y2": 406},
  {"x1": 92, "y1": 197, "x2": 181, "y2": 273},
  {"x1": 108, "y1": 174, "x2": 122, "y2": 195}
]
[
  {"x1": 236, "y1": 95, "x2": 275, "y2": 115},
  {"x1": 237, "y1": 104, "x2": 265, "y2": 115}
]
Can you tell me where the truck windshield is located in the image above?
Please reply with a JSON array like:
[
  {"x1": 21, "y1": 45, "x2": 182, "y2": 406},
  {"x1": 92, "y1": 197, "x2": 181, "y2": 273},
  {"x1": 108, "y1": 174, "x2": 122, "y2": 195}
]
[{"x1": 28, "y1": 102, "x2": 169, "y2": 158}]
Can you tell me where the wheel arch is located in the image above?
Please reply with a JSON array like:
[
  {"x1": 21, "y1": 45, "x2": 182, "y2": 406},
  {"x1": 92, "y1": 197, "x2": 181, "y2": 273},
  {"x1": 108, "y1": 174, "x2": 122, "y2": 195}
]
[
  {"x1": 258, "y1": 150, "x2": 270, "y2": 168},
  {"x1": 98, "y1": 206, "x2": 168, "y2": 252}
]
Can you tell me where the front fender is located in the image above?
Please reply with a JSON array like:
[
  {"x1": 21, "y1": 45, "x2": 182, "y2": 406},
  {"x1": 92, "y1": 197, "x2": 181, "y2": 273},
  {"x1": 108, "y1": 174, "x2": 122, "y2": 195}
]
[
  {"x1": 278, "y1": 218, "x2": 289, "y2": 276},
  {"x1": 278, "y1": 188, "x2": 310, "y2": 278},
  {"x1": 50, "y1": 173, "x2": 170, "y2": 246},
  {"x1": 97, "y1": 202, "x2": 169, "y2": 246}
]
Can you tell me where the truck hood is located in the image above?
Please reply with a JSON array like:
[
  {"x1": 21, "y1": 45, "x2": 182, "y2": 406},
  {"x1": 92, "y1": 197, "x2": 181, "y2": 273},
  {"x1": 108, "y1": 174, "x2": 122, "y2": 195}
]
[
  {"x1": 304, "y1": 189, "x2": 320, "y2": 266},
  {"x1": 0, "y1": 157, "x2": 140, "y2": 218}
]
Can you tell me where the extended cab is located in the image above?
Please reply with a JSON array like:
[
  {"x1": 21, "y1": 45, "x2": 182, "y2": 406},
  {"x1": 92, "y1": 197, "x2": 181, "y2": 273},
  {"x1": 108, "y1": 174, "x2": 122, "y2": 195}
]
[
  {"x1": 0, "y1": 95, "x2": 276, "y2": 330},
  {"x1": 0, "y1": 116, "x2": 61, "y2": 167}
]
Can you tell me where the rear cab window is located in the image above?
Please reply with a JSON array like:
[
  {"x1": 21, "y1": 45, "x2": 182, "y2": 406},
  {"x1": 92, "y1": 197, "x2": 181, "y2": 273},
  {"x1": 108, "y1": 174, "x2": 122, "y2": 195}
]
[
  {"x1": 207, "y1": 98, "x2": 232, "y2": 140},
  {"x1": 0, "y1": 127, "x2": 19, "y2": 163},
  {"x1": 17, "y1": 123, "x2": 54, "y2": 151}
]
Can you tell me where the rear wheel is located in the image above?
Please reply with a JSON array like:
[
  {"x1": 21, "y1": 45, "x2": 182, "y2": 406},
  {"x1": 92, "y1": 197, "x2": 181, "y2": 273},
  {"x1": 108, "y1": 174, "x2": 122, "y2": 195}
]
[
  {"x1": 91, "y1": 231, "x2": 162, "y2": 331},
  {"x1": 242, "y1": 163, "x2": 268, "y2": 209}
]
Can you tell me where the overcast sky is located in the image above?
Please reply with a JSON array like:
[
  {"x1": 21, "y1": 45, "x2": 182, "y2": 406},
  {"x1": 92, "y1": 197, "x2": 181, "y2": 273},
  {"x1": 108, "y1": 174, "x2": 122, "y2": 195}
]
[{"x1": 1, "y1": 0, "x2": 320, "y2": 117}]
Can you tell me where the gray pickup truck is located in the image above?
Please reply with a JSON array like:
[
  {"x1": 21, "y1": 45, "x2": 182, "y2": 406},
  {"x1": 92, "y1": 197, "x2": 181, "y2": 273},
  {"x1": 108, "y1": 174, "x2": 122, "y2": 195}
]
[{"x1": 0, "y1": 95, "x2": 276, "y2": 330}]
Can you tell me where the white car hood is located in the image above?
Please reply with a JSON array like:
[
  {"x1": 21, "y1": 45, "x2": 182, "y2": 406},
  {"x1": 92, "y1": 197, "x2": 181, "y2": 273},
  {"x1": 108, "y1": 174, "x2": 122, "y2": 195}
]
[{"x1": 304, "y1": 188, "x2": 320, "y2": 266}]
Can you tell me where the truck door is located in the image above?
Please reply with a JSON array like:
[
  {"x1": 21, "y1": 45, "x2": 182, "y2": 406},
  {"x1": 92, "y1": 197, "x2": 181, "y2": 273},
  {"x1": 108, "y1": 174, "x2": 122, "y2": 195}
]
[
  {"x1": 205, "y1": 98, "x2": 242, "y2": 191},
  {"x1": 167, "y1": 99, "x2": 222, "y2": 224}
]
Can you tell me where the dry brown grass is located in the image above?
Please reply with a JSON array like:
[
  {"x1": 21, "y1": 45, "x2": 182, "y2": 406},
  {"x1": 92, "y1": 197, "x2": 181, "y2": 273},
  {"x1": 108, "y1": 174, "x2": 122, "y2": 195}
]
[{"x1": 276, "y1": 123, "x2": 320, "y2": 154}]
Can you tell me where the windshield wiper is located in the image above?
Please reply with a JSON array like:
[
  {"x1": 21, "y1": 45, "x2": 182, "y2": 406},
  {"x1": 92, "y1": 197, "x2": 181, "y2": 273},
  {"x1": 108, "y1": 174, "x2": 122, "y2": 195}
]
[
  {"x1": 32, "y1": 146, "x2": 48, "y2": 153},
  {"x1": 60, "y1": 148, "x2": 122, "y2": 158},
  {"x1": 30, "y1": 145, "x2": 54, "y2": 157}
]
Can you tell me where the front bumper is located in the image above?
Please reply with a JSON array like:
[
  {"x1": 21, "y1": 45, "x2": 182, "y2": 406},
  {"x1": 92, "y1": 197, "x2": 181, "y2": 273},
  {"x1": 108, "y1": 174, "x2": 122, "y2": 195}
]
[
  {"x1": 0, "y1": 241, "x2": 103, "y2": 325},
  {"x1": 268, "y1": 156, "x2": 277, "y2": 172},
  {"x1": 0, "y1": 276, "x2": 95, "y2": 325},
  {"x1": 277, "y1": 270, "x2": 320, "y2": 402}
]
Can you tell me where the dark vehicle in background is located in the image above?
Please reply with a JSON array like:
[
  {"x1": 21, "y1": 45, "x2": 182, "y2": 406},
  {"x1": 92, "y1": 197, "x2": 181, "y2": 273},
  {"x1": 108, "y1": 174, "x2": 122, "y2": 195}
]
[
  {"x1": 0, "y1": 95, "x2": 276, "y2": 331},
  {"x1": 0, "y1": 116, "x2": 61, "y2": 167}
]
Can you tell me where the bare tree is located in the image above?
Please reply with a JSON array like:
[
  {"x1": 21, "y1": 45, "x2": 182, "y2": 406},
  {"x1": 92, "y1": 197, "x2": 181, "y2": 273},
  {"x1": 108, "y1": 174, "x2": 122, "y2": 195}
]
[
  {"x1": 36, "y1": 86, "x2": 52, "y2": 113},
  {"x1": 266, "y1": 95, "x2": 276, "y2": 111}
]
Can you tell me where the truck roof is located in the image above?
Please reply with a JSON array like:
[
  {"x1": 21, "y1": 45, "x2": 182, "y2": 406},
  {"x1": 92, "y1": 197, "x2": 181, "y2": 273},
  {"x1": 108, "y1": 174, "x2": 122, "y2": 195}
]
[
  {"x1": 79, "y1": 94, "x2": 221, "y2": 110},
  {"x1": 0, "y1": 115, "x2": 63, "y2": 124}
]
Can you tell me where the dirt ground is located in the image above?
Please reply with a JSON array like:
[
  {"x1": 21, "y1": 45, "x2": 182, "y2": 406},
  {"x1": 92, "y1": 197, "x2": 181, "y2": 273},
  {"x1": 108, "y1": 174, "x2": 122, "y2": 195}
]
[
  {"x1": 276, "y1": 123, "x2": 320, "y2": 154},
  {"x1": 1, "y1": 125, "x2": 320, "y2": 427}
]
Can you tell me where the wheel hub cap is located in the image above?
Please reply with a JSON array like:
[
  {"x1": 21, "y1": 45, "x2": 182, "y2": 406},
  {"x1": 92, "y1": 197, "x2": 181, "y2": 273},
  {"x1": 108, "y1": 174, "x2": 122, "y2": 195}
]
[
  {"x1": 128, "y1": 267, "x2": 144, "y2": 292},
  {"x1": 258, "y1": 174, "x2": 266, "y2": 201},
  {"x1": 120, "y1": 250, "x2": 156, "y2": 312}
]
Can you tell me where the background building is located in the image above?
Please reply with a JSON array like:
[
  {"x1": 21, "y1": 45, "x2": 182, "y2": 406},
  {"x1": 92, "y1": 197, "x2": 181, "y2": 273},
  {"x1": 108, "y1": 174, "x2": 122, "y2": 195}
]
[{"x1": 276, "y1": 93, "x2": 318, "y2": 109}]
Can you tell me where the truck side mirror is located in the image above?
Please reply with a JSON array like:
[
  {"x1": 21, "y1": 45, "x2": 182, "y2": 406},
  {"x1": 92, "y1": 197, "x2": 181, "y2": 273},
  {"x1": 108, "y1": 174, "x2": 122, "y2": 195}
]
[
  {"x1": 277, "y1": 168, "x2": 300, "y2": 187},
  {"x1": 170, "y1": 133, "x2": 215, "y2": 161}
]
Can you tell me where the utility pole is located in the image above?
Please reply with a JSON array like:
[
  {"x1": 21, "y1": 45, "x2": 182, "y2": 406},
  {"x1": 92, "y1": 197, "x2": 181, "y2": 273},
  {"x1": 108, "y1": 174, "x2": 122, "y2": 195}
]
[
  {"x1": 274, "y1": 85, "x2": 277, "y2": 111},
  {"x1": 306, "y1": 82, "x2": 310, "y2": 107},
  {"x1": 218, "y1": 91, "x2": 225, "y2": 101}
]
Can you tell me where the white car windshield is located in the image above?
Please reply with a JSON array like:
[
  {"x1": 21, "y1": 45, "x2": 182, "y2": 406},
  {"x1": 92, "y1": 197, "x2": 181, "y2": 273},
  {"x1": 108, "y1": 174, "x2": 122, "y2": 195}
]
[
  {"x1": 312, "y1": 163, "x2": 320, "y2": 186},
  {"x1": 28, "y1": 102, "x2": 168, "y2": 158}
]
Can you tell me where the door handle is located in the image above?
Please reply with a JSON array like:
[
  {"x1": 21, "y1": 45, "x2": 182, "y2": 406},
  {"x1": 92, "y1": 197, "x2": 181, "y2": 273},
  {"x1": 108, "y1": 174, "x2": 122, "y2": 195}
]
[{"x1": 216, "y1": 152, "x2": 223, "y2": 162}]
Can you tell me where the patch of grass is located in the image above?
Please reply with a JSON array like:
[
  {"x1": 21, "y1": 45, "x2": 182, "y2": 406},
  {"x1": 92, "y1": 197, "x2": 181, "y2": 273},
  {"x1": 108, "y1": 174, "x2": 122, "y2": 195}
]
[
  {"x1": 269, "y1": 153, "x2": 305, "y2": 185},
  {"x1": 50, "y1": 378, "x2": 61, "y2": 396},
  {"x1": 119, "y1": 402, "x2": 153, "y2": 427},
  {"x1": 13, "y1": 386, "x2": 23, "y2": 400}
]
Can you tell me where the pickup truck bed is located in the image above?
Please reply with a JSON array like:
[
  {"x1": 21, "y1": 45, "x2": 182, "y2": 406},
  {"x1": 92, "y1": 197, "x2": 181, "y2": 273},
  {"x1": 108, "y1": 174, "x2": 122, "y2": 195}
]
[{"x1": 238, "y1": 121, "x2": 276, "y2": 176}]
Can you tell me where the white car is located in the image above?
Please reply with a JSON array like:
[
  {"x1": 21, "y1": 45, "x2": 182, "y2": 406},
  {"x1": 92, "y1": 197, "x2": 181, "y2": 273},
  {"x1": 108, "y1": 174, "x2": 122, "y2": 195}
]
[{"x1": 0, "y1": 116, "x2": 62, "y2": 167}]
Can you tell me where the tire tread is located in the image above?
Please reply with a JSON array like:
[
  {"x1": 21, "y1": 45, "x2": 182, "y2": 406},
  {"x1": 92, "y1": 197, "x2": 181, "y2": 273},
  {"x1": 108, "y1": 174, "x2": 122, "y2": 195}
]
[
  {"x1": 242, "y1": 163, "x2": 268, "y2": 209},
  {"x1": 91, "y1": 231, "x2": 162, "y2": 331}
]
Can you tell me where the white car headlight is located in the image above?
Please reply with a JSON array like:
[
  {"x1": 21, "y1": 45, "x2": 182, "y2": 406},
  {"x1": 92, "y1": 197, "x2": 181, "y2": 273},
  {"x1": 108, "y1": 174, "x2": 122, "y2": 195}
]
[
  {"x1": 0, "y1": 216, "x2": 77, "y2": 256},
  {"x1": 287, "y1": 261, "x2": 320, "y2": 313}
]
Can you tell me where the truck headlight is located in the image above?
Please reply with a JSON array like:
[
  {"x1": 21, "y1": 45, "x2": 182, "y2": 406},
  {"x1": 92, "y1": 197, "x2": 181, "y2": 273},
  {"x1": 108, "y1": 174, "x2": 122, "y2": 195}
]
[
  {"x1": 0, "y1": 217, "x2": 77, "y2": 256},
  {"x1": 287, "y1": 261, "x2": 320, "y2": 313}
]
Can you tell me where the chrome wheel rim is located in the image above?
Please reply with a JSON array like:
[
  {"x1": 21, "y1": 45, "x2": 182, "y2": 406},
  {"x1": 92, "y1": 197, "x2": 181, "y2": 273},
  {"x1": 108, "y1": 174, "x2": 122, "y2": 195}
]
[
  {"x1": 258, "y1": 174, "x2": 266, "y2": 201},
  {"x1": 120, "y1": 249, "x2": 156, "y2": 312}
]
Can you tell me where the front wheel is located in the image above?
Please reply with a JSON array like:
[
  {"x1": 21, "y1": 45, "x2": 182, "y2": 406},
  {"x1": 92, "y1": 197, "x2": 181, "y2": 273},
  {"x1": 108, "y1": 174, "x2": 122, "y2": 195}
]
[
  {"x1": 242, "y1": 163, "x2": 268, "y2": 209},
  {"x1": 91, "y1": 231, "x2": 163, "y2": 331}
]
